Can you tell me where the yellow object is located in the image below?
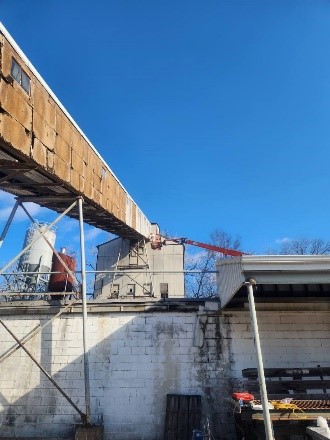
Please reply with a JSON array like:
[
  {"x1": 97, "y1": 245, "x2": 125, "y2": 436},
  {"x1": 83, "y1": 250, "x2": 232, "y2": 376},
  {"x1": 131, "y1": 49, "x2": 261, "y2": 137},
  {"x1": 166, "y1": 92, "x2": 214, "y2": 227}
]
[
  {"x1": 270, "y1": 401, "x2": 307, "y2": 419},
  {"x1": 271, "y1": 402, "x2": 298, "y2": 410}
]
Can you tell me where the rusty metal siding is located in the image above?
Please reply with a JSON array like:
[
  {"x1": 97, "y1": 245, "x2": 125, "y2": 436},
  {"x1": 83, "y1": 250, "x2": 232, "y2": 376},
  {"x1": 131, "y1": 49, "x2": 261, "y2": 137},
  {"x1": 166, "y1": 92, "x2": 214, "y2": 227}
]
[{"x1": 0, "y1": 23, "x2": 151, "y2": 239}]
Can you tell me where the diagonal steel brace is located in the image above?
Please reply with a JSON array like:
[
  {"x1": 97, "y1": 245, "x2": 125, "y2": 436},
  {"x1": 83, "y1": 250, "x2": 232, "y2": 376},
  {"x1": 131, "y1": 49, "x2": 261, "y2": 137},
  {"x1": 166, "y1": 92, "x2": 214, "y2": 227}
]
[
  {"x1": 0, "y1": 319, "x2": 87, "y2": 424},
  {"x1": 0, "y1": 200, "x2": 78, "y2": 276},
  {"x1": 0, "y1": 299, "x2": 77, "y2": 364}
]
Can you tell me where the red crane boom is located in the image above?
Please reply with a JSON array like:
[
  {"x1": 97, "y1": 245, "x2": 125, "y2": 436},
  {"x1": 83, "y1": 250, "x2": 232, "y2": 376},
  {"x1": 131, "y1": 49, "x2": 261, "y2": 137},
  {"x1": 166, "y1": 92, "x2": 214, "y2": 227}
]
[{"x1": 150, "y1": 234, "x2": 246, "y2": 257}]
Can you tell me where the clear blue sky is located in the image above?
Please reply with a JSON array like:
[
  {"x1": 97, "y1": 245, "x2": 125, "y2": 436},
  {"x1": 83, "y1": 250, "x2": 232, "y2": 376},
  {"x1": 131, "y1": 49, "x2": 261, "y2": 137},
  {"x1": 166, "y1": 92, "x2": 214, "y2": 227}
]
[{"x1": 1, "y1": 0, "x2": 330, "y2": 258}]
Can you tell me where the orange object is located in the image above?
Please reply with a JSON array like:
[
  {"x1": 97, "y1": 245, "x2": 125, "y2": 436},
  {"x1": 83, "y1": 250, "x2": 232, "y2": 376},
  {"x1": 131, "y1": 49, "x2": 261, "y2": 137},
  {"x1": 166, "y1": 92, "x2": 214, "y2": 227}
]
[{"x1": 232, "y1": 392, "x2": 254, "y2": 401}]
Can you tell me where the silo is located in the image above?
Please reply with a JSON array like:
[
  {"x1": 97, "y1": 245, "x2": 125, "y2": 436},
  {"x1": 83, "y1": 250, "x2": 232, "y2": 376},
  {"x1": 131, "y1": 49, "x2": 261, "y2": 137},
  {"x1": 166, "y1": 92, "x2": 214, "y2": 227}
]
[{"x1": 18, "y1": 222, "x2": 56, "y2": 291}]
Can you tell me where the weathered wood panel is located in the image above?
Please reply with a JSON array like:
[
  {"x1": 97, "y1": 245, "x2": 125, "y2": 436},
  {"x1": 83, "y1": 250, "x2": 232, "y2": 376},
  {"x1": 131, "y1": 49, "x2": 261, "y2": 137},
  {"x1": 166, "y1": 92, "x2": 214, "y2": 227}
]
[{"x1": 164, "y1": 394, "x2": 202, "y2": 440}]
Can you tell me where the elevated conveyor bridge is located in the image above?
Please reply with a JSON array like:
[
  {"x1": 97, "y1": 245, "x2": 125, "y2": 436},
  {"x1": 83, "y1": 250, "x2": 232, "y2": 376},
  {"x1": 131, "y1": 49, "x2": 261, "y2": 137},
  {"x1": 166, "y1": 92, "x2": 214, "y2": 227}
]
[{"x1": 0, "y1": 23, "x2": 151, "y2": 239}]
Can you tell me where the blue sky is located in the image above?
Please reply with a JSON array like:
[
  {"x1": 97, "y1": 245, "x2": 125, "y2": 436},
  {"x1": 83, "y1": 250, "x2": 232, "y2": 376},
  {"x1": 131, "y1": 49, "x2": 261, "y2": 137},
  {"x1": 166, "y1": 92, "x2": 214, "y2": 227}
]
[{"x1": 1, "y1": 0, "x2": 330, "y2": 261}]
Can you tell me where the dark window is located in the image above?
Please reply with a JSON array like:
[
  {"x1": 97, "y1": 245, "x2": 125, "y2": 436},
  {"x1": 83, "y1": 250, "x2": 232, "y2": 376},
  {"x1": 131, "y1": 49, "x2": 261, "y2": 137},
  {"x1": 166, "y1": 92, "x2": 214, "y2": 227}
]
[
  {"x1": 11, "y1": 58, "x2": 30, "y2": 94},
  {"x1": 127, "y1": 284, "x2": 135, "y2": 295}
]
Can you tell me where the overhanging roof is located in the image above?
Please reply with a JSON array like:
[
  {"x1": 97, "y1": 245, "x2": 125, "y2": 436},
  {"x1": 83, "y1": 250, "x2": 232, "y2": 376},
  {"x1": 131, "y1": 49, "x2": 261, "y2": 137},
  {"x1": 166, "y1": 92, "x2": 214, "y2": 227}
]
[{"x1": 216, "y1": 255, "x2": 330, "y2": 308}]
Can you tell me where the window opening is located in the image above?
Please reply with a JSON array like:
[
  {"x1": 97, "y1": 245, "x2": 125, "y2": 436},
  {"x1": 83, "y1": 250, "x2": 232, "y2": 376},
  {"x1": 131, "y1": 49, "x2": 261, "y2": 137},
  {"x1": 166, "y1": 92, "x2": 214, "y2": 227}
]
[
  {"x1": 127, "y1": 284, "x2": 135, "y2": 295},
  {"x1": 110, "y1": 284, "x2": 119, "y2": 299},
  {"x1": 160, "y1": 283, "x2": 168, "y2": 299},
  {"x1": 11, "y1": 58, "x2": 30, "y2": 94},
  {"x1": 143, "y1": 283, "x2": 152, "y2": 296}
]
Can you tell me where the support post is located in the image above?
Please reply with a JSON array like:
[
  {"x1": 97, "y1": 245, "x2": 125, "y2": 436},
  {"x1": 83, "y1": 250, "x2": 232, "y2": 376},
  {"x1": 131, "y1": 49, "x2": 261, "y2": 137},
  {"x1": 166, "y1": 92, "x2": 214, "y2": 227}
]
[
  {"x1": 0, "y1": 200, "x2": 19, "y2": 248},
  {"x1": 78, "y1": 197, "x2": 91, "y2": 425},
  {"x1": 246, "y1": 281, "x2": 274, "y2": 440}
]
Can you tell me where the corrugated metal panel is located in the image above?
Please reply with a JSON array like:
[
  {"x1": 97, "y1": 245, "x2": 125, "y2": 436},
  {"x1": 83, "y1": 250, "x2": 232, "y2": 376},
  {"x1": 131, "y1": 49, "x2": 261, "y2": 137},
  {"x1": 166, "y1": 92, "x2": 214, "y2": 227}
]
[
  {"x1": 241, "y1": 255, "x2": 330, "y2": 275},
  {"x1": 125, "y1": 197, "x2": 133, "y2": 227},
  {"x1": 136, "y1": 209, "x2": 151, "y2": 239},
  {"x1": 217, "y1": 255, "x2": 330, "y2": 308},
  {"x1": 216, "y1": 258, "x2": 244, "y2": 308}
]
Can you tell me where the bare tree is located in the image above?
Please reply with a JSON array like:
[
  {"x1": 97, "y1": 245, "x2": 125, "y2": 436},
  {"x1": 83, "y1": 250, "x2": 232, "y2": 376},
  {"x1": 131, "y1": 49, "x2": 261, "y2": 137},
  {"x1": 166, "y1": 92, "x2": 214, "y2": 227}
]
[
  {"x1": 185, "y1": 229, "x2": 242, "y2": 298},
  {"x1": 269, "y1": 237, "x2": 330, "y2": 255}
]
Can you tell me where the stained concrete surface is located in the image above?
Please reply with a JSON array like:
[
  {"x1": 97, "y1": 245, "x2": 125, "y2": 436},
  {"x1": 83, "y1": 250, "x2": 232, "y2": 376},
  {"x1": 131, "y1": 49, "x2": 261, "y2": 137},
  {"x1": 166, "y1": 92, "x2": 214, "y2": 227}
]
[{"x1": 75, "y1": 426, "x2": 103, "y2": 440}]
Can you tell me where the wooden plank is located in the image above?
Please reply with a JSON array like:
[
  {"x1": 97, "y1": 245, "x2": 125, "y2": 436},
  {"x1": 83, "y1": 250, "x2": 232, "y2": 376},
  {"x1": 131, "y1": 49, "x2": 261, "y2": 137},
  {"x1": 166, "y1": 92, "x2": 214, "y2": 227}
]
[
  {"x1": 246, "y1": 379, "x2": 330, "y2": 393},
  {"x1": 243, "y1": 368, "x2": 330, "y2": 379},
  {"x1": 188, "y1": 395, "x2": 202, "y2": 438},
  {"x1": 164, "y1": 394, "x2": 180, "y2": 440},
  {"x1": 164, "y1": 395, "x2": 201, "y2": 440},
  {"x1": 178, "y1": 396, "x2": 189, "y2": 440},
  {"x1": 250, "y1": 411, "x2": 330, "y2": 421}
]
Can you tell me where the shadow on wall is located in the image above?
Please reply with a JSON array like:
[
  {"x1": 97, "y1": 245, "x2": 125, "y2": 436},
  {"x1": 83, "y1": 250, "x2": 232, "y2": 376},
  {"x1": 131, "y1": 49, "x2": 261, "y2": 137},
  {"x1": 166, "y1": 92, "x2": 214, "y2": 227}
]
[{"x1": 0, "y1": 310, "x2": 233, "y2": 440}]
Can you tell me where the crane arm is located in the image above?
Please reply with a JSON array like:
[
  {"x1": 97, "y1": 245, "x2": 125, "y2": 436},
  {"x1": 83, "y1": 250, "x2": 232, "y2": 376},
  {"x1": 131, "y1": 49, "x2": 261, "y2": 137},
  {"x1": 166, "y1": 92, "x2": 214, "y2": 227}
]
[
  {"x1": 170, "y1": 238, "x2": 245, "y2": 257},
  {"x1": 149, "y1": 233, "x2": 246, "y2": 256}
]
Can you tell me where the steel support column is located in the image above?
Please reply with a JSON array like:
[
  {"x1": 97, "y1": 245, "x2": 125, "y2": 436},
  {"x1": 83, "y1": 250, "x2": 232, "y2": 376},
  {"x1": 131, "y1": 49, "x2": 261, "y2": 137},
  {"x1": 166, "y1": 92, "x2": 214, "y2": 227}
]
[
  {"x1": 78, "y1": 197, "x2": 91, "y2": 424},
  {"x1": 246, "y1": 281, "x2": 274, "y2": 440}
]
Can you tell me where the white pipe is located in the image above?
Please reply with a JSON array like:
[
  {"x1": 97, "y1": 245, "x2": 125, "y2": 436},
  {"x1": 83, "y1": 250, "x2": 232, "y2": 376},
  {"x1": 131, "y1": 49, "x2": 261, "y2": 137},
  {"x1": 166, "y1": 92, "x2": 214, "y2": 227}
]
[
  {"x1": 246, "y1": 281, "x2": 274, "y2": 440},
  {"x1": 78, "y1": 198, "x2": 91, "y2": 424}
]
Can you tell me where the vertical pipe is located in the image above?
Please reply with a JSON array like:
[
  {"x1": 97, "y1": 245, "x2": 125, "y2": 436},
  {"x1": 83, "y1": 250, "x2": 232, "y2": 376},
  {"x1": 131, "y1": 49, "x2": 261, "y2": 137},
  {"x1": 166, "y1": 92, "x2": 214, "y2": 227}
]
[
  {"x1": 247, "y1": 282, "x2": 274, "y2": 440},
  {"x1": 78, "y1": 197, "x2": 91, "y2": 425}
]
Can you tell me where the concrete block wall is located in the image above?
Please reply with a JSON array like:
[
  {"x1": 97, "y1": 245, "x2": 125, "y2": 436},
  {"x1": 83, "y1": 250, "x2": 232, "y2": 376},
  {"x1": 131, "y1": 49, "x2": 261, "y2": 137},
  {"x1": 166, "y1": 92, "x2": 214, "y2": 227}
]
[
  {"x1": 0, "y1": 308, "x2": 232, "y2": 440},
  {"x1": 0, "y1": 307, "x2": 329, "y2": 439},
  {"x1": 226, "y1": 310, "x2": 330, "y2": 379}
]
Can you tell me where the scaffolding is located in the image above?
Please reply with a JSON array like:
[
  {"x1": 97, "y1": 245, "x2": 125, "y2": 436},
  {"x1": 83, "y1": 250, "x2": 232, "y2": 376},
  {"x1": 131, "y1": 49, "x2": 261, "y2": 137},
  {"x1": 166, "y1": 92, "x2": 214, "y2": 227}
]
[
  {"x1": 0, "y1": 194, "x2": 218, "y2": 430},
  {"x1": 0, "y1": 196, "x2": 91, "y2": 425}
]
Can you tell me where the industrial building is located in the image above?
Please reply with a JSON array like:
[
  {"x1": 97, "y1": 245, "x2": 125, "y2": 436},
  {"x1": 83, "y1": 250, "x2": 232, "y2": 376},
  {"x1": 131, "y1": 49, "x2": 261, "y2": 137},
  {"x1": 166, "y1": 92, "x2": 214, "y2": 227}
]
[
  {"x1": 1, "y1": 21, "x2": 330, "y2": 440},
  {"x1": 94, "y1": 224, "x2": 184, "y2": 300}
]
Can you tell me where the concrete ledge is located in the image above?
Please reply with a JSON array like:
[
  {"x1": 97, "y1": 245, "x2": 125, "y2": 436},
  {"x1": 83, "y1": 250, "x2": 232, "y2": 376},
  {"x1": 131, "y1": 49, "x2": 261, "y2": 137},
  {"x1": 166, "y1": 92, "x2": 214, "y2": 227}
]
[{"x1": 0, "y1": 298, "x2": 209, "y2": 315}]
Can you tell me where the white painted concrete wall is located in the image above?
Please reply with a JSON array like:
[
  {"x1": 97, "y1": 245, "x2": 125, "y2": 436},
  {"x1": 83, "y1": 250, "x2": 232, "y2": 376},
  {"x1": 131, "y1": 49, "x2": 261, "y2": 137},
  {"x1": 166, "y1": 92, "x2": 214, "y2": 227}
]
[
  {"x1": 0, "y1": 307, "x2": 329, "y2": 439},
  {"x1": 228, "y1": 310, "x2": 330, "y2": 378},
  {"x1": 0, "y1": 307, "x2": 228, "y2": 439}
]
